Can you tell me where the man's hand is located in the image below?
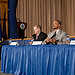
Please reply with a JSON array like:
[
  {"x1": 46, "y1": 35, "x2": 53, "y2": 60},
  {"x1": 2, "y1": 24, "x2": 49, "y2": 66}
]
[
  {"x1": 45, "y1": 38, "x2": 53, "y2": 43},
  {"x1": 45, "y1": 38, "x2": 50, "y2": 43},
  {"x1": 52, "y1": 38, "x2": 56, "y2": 43},
  {"x1": 29, "y1": 41, "x2": 33, "y2": 45},
  {"x1": 45, "y1": 38, "x2": 57, "y2": 44}
]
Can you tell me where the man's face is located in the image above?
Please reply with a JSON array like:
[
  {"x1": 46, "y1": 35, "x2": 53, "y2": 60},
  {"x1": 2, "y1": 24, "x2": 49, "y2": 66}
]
[
  {"x1": 52, "y1": 21, "x2": 60, "y2": 29},
  {"x1": 33, "y1": 26, "x2": 40, "y2": 34}
]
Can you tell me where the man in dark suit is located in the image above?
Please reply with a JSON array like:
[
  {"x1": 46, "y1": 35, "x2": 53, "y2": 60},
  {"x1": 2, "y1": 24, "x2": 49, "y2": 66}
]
[
  {"x1": 32, "y1": 25, "x2": 47, "y2": 41},
  {"x1": 42, "y1": 20, "x2": 68, "y2": 45}
]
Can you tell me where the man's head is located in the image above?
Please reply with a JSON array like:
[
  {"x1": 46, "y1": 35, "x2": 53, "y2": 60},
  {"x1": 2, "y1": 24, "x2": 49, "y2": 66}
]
[
  {"x1": 52, "y1": 20, "x2": 61, "y2": 30},
  {"x1": 33, "y1": 25, "x2": 41, "y2": 34}
]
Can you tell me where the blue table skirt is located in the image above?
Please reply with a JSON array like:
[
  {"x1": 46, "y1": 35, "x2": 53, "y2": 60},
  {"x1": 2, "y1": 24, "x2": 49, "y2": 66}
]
[{"x1": 1, "y1": 45, "x2": 75, "y2": 75}]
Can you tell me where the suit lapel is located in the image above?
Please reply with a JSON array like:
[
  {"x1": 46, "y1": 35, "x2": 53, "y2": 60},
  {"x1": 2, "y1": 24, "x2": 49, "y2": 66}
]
[
  {"x1": 37, "y1": 32, "x2": 41, "y2": 40},
  {"x1": 51, "y1": 31, "x2": 55, "y2": 38},
  {"x1": 34, "y1": 34, "x2": 36, "y2": 40},
  {"x1": 56, "y1": 30, "x2": 62, "y2": 40}
]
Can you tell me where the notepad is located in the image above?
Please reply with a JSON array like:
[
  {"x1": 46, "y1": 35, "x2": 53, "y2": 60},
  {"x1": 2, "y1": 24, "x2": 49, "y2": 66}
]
[
  {"x1": 70, "y1": 40, "x2": 75, "y2": 45},
  {"x1": 32, "y1": 41, "x2": 42, "y2": 45},
  {"x1": 10, "y1": 42, "x2": 19, "y2": 45}
]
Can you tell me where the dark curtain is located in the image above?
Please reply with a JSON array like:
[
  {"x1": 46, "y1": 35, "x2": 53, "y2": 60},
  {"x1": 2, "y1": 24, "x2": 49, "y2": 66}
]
[
  {"x1": 0, "y1": 25, "x2": 3, "y2": 42},
  {"x1": 3, "y1": 9, "x2": 7, "y2": 39},
  {"x1": 8, "y1": 0, "x2": 18, "y2": 39},
  {"x1": 0, "y1": 8, "x2": 3, "y2": 42}
]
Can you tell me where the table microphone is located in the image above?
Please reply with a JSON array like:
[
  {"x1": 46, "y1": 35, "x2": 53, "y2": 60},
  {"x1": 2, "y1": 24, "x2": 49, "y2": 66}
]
[{"x1": 22, "y1": 37, "x2": 24, "y2": 45}]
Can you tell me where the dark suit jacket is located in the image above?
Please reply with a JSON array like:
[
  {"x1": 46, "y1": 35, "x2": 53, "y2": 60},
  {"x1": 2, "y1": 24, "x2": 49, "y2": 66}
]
[{"x1": 32, "y1": 31, "x2": 47, "y2": 41}]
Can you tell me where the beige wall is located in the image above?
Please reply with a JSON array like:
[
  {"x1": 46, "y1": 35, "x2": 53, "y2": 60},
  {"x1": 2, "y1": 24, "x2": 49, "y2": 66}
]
[{"x1": 16, "y1": 0, "x2": 75, "y2": 38}]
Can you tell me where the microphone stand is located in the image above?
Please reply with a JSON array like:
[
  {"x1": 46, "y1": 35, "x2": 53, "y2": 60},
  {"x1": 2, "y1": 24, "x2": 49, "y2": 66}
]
[{"x1": 22, "y1": 37, "x2": 24, "y2": 45}]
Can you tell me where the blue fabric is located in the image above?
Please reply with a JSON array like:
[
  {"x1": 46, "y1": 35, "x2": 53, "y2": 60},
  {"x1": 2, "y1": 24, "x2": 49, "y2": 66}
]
[
  {"x1": 69, "y1": 38, "x2": 75, "y2": 41},
  {"x1": 1, "y1": 45, "x2": 75, "y2": 75},
  {"x1": 8, "y1": 0, "x2": 18, "y2": 39},
  {"x1": 1, "y1": 40, "x2": 31, "y2": 45}
]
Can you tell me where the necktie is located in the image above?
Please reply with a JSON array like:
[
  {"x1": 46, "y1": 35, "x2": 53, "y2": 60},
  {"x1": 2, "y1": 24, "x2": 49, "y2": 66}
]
[
  {"x1": 54, "y1": 31, "x2": 56, "y2": 39},
  {"x1": 54, "y1": 31, "x2": 56, "y2": 36},
  {"x1": 37, "y1": 35, "x2": 38, "y2": 38},
  {"x1": 36, "y1": 35, "x2": 38, "y2": 40},
  {"x1": 50, "y1": 31, "x2": 56, "y2": 39}
]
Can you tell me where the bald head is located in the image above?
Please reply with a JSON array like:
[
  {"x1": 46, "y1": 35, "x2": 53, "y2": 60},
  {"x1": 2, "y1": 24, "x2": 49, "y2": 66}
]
[{"x1": 33, "y1": 25, "x2": 41, "y2": 34}]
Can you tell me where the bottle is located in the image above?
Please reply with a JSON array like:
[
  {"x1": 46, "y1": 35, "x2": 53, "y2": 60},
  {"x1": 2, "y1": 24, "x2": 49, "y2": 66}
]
[
  {"x1": 9, "y1": 38, "x2": 12, "y2": 45},
  {"x1": 31, "y1": 37, "x2": 34, "y2": 41},
  {"x1": 66, "y1": 35, "x2": 70, "y2": 44}
]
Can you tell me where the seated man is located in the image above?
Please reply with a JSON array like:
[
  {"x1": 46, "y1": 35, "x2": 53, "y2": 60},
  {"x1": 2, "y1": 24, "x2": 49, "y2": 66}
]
[
  {"x1": 32, "y1": 25, "x2": 47, "y2": 41},
  {"x1": 43, "y1": 20, "x2": 68, "y2": 45}
]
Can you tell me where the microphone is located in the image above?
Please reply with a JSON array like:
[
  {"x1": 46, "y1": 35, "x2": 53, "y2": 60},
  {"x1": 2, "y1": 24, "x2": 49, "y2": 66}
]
[
  {"x1": 18, "y1": 18, "x2": 21, "y2": 22},
  {"x1": 50, "y1": 31, "x2": 56, "y2": 39}
]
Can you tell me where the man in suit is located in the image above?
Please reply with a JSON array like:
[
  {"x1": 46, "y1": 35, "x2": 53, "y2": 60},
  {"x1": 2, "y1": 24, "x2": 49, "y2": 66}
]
[
  {"x1": 43, "y1": 20, "x2": 68, "y2": 45},
  {"x1": 32, "y1": 25, "x2": 47, "y2": 41}
]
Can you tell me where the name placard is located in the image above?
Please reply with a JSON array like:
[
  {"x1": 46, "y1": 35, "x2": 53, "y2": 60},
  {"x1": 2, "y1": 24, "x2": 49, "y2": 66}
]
[
  {"x1": 10, "y1": 42, "x2": 19, "y2": 45},
  {"x1": 32, "y1": 41, "x2": 42, "y2": 45},
  {"x1": 70, "y1": 40, "x2": 75, "y2": 45}
]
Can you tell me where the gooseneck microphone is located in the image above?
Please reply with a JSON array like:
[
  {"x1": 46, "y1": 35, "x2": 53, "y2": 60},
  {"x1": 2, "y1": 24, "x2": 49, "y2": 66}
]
[{"x1": 18, "y1": 18, "x2": 21, "y2": 22}]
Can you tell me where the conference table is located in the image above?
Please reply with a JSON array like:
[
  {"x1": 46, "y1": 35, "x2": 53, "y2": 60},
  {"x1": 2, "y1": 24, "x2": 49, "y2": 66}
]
[{"x1": 1, "y1": 44, "x2": 75, "y2": 75}]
